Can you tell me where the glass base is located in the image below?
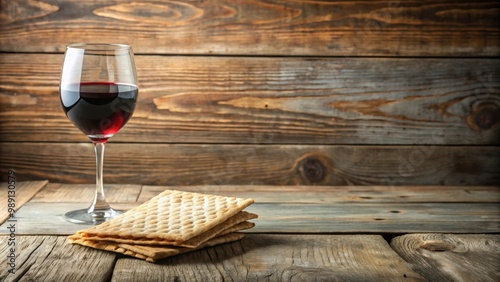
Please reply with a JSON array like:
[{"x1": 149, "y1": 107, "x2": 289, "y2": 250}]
[{"x1": 64, "y1": 208, "x2": 123, "y2": 224}]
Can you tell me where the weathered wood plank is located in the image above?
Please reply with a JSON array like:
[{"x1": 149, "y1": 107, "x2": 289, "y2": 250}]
[
  {"x1": 246, "y1": 203, "x2": 500, "y2": 234},
  {"x1": 0, "y1": 236, "x2": 116, "y2": 281},
  {"x1": 31, "y1": 183, "x2": 142, "y2": 203},
  {"x1": 111, "y1": 234, "x2": 425, "y2": 281},
  {"x1": 391, "y1": 234, "x2": 500, "y2": 282},
  {"x1": 3, "y1": 201, "x2": 498, "y2": 235},
  {"x1": 1, "y1": 54, "x2": 499, "y2": 144},
  {"x1": 1, "y1": 0, "x2": 498, "y2": 56},
  {"x1": 139, "y1": 185, "x2": 500, "y2": 204},
  {"x1": 0, "y1": 202, "x2": 138, "y2": 235},
  {"x1": 1, "y1": 143, "x2": 499, "y2": 185},
  {"x1": 0, "y1": 180, "x2": 48, "y2": 224}
]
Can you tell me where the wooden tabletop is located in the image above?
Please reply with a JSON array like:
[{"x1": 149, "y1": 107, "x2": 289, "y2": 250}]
[{"x1": 1, "y1": 181, "x2": 499, "y2": 281}]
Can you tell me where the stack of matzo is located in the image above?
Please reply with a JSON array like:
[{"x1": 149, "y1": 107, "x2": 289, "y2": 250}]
[{"x1": 68, "y1": 189, "x2": 257, "y2": 262}]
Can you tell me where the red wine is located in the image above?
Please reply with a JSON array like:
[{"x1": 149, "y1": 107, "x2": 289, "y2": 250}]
[{"x1": 60, "y1": 82, "x2": 138, "y2": 143}]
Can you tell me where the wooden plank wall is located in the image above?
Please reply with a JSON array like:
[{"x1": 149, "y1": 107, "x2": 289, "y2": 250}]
[{"x1": 1, "y1": 0, "x2": 499, "y2": 186}]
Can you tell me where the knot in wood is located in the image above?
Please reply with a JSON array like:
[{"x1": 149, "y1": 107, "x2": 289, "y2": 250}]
[
  {"x1": 300, "y1": 157, "x2": 326, "y2": 183},
  {"x1": 419, "y1": 240, "x2": 455, "y2": 252},
  {"x1": 474, "y1": 108, "x2": 498, "y2": 129}
]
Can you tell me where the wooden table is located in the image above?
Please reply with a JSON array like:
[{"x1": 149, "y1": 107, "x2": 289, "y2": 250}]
[{"x1": 1, "y1": 181, "x2": 499, "y2": 281}]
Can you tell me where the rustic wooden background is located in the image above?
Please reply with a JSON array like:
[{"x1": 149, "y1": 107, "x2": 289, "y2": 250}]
[{"x1": 1, "y1": 0, "x2": 499, "y2": 186}]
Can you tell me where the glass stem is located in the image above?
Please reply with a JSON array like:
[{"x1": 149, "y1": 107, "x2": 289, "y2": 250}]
[{"x1": 88, "y1": 142, "x2": 112, "y2": 215}]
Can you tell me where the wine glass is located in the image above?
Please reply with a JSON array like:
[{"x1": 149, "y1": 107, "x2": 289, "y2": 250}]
[{"x1": 59, "y1": 43, "x2": 138, "y2": 224}]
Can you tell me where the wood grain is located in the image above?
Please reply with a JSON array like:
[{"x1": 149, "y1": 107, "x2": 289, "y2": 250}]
[
  {"x1": 247, "y1": 203, "x2": 500, "y2": 234},
  {"x1": 111, "y1": 234, "x2": 425, "y2": 281},
  {"x1": 0, "y1": 180, "x2": 48, "y2": 224},
  {"x1": 391, "y1": 234, "x2": 500, "y2": 282},
  {"x1": 31, "y1": 183, "x2": 142, "y2": 203},
  {"x1": 139, "y1": 185, "x2": 500, "y2": 204},
  {"x1": 1, "y1": 54, "x2": 499, "y2": 144},
  {"x1": 4, "y1": 200, "x2": 498, "y2": 235},
  {"x1": 1, "y1": 143, "x2": 499, "y2": 185},
  {"x1": 1, "y1": 0, "x2": 499, "y2": 56},
  {"x1": 0, "y1": 202, "x2": 138, "y2": 235},
  {"x1": 2, "y1": 183, "x2": 497, "y2": 235},
  {"x1": 0, "y1": 236, "x2": 117, "y2": 281},
  {"x1": 0, "y1": 183, "x2": 496, "y2": 280}
]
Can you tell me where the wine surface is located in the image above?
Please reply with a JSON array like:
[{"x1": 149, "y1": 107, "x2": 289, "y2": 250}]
[{"x1": 60, "y1": 82, "x2": 138, "y2": 142}]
